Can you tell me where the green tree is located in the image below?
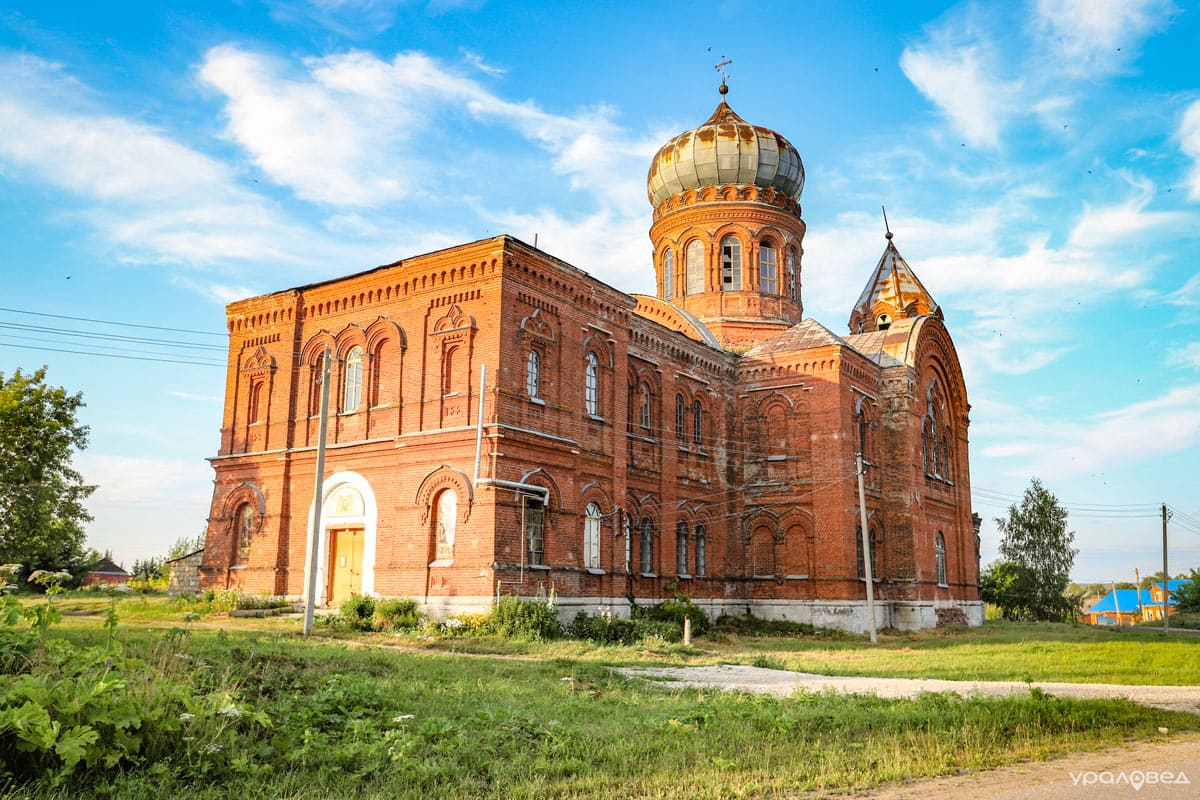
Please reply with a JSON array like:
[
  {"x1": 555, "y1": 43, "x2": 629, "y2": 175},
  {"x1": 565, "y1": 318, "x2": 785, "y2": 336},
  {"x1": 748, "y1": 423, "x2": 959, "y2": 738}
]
[
  {"x1": 1171, "y1": 569, "x2": 1200, "y2": 614},
  {"x1": 0, "y1": 367, "x2": 96, "y2": 575},
  {"x1": 166, "y1": 530, "x2": 206, "y2": 561},
  {"x1": 980, "y1": 559, "x2": 1031, "y2": 620},
  {"x1": 994, "y1": 478, "x2": 1077, "y2": 621}
]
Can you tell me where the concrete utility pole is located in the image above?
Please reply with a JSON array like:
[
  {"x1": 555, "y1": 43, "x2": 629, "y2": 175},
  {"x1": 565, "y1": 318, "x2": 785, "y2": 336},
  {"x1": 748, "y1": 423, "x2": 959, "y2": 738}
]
[
  {"x1": 856, "y1": 453, "x2": 877, "y2": 644},
  {"x1": 1163, "y1": 504, "x2": 1172, "y2": 633},
  {"x1": 303, "y1": 347, "x2": 332, "y2": 637}
]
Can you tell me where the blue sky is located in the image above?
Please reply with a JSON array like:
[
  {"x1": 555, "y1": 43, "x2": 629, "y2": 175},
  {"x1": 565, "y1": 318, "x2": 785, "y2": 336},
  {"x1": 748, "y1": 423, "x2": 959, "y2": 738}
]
[{"x1": 2, "y1": 0, "x2": 1199, "y2": 583}]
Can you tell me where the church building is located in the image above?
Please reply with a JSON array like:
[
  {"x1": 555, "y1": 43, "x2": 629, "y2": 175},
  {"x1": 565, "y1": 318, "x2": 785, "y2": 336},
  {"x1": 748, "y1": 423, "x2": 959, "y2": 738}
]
[{"x1": 200, "y1": 86, "x2": 981, "y2": 632}]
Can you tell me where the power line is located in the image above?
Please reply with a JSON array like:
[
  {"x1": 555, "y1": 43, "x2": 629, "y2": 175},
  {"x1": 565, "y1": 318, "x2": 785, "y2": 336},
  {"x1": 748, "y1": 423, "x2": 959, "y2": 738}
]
[
  {"x1": 0, "y1": 321, "x2": 225, "y2": 351},
  {"x1": 0, "y1": 306, "x2": 224, "y2": 337},
  {"x1": 0, "y1": 341, "x2": 225, "y2": 367}
]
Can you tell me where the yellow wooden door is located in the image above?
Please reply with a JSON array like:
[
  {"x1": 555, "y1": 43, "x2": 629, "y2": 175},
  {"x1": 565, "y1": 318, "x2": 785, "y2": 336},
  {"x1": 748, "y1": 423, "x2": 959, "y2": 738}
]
[{"x1": 327, "y1": 528, "x2": 364, "y2": 605}]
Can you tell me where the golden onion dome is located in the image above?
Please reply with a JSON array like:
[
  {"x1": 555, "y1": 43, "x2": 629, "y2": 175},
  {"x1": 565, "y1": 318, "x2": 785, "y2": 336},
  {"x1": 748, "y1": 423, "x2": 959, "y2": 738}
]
[{"x1": 647, "y1": 98, "x2": 804, "y2": 207}]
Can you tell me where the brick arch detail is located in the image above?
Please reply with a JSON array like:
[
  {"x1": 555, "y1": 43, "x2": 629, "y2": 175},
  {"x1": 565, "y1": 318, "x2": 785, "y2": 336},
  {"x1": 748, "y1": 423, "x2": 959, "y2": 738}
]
[{"x1": 414, "y1": 466, "x2": 474, "y2": 525}]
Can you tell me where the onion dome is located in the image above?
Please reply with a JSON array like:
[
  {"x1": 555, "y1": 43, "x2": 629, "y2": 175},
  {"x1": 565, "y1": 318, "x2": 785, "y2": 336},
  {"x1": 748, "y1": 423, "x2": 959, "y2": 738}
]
[{"x1": 647, "y1": 98, "x2": 805, "y2": 207}]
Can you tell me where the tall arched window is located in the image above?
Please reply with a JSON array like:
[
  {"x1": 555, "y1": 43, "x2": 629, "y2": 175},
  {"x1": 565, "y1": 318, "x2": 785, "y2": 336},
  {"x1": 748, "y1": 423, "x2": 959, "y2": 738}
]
[
  {"x1": 343, "y1": 347, "x2": 363, "y2": 411},
  {"x1": 525, "y1": 496, "x2": 545, "y2": 566},
  {"x1": 935, "y1": 532, "x2": 947, "y2": 586},
  {"x1": 692, "y1": 399, "x2": 702, "y2": 445},
  {"x1": 526, "y1": 350, "x2": 541, "y2": 399},
  {"x1": 584, "y1": 502, "x2": 601, "y2": 569},
  {"x1": 434, "y1": 489, "x2": 457, "y2": 561},
  {"x1": 442, "y1": 346, "x2": 457, "y2": 396},
  {"x1": 638, "y1": 382, "x2": 651, "y2": 429},
  {"x1": 720, "y1": 236, "x2": 742, "y2": 290},
  {"x1": 639, "y1": 516, "x2": 654, "y2": 574},
  {"x1": 685, "y1": 240, "x2": 704, "y2": 295},
  {"x1": 856, "y1": 525, "x2": 878, "y2": 579},
  {"x1": 759, "y1": 243, "x2": 777, "y2": 294},
  {"x1": 662, "y1": 249, "x2": 674, "y2": 298},
  {"x1": 695, "y1": 524, "x2": 707, "y2": 576},
  {"x1": 584, "y1": 353, "x2": 599, "y2": 416},
  {"x1": 248, "y1": 380, "x2": 265, "y2": 423},
  {"x1": 676, "y1": 520, "x2": 690, "y2": 576},
  {"x1": 236, "y1": 504, "x2": 254, "y2": 565},
  {"x1": 675, "y1": 394, "x2": 685, "y2": 439},
  {"x1": 786, "y1": 248, "x2": 797, "y2": 299}
]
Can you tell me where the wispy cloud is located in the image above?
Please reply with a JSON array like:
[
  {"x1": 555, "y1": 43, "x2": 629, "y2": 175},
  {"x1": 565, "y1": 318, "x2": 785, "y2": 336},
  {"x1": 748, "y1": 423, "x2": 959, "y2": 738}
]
[
  {"x1": 1180, "y1": 99, "x2": 1200, "y2": 200},
  {"x1": 1032, "y1": 0, "x2": 1175, "y2": 78},
  {"x1": 1168, "y1": 342, "x2": 1200, "y2": 370}
]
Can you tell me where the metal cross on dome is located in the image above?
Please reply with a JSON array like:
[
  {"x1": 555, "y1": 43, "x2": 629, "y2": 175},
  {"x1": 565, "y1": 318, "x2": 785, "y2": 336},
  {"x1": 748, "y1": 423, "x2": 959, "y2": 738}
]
[{"x1": 714, "y1": 56, "x2": 733, "y2": 90}]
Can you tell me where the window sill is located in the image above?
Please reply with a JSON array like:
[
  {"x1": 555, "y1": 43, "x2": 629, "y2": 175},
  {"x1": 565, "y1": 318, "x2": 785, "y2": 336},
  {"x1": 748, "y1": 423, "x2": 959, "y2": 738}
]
[
  {"x1": 639, "y1": 572, "x2": 657, "y2": 578},
  {"x1": 785, "y1": 574, "x2": 808, "y2": 580},
  {"x1": 528, "y1": 397, "x2": 546, "y2": 406},
  {"x1": 229, "y1": 563, "x2": 248, "y2": 570},
  {"x1": 677, "y1": 574, "x2": 692, "y2": 580},
  {"x1": 528, "y1": 564, "x2": 550, "y2": 571},
  {"x1": 752, "y1": 574, "x2": 774, "y2": 580},
  {"x1": 857, "y1": 577, "x2": 883, "y2": 583},
  {"x1": 587, "y1": 414, "x2": 605, "y2": 423},
  {"x1": 428, "y1": 559, "x2": 454, "y2": 568},
  {"x1": 765, "y1": 455, "x2": 787, "y2": 462},
  {"x1": 443, "y1": 392, "x2": 461, "y2": 399},
  {"x1": 585, "y1": 567, "x2": 605, "y2": 575},
  {"x1": 937, "y1": 582, "x2": 949, "y2": 588}
]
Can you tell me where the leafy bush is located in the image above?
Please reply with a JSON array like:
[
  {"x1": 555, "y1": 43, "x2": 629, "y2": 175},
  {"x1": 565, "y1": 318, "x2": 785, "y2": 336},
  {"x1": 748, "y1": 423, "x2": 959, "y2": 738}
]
[
  {"x1": 714, "y1": 612, "x2": 823, "y2": 637},
  {"x1": 484, "y1": 596, "x2": 562, "y2": 640},
  {"x1": 633, "y1": 598, "x2": 710, "y2": 636},
  {"x1": 373, "y1": 598, "x2": 424, "y2": 631},
  {"x1": 568, "y1": 611, "x2": 683, "y2": 644},
  {"x1": 338, "y1": 595, "x2": 377, "y2": 631}
]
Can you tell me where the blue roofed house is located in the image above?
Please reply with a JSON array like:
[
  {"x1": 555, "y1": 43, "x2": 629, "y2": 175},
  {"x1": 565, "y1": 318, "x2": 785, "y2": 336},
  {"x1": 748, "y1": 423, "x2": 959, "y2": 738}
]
[{"x1": 1085, "y1": 580, "x2": 1191, "y2": 625}]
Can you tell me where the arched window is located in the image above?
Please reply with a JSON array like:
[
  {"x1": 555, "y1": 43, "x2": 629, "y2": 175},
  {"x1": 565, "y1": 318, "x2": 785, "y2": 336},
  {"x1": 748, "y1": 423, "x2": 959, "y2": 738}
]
[
  {"x1": 685, "y1": 240, "x2": 704, "y2": 295},
  {"x1": 343, "y1": 347, "x2": 363, "y2": 411},
  {"x1": 856, "y1": 525, "x2": 878, "y2": 579},
  {"x1": 369, "y1": 339, "x2": 389, "y2": 407},
  {"x1": 442, "y1": 346, "x2": 457, "y2": 396},
  {"x1": 639, "y1": 516, "x2": 654, "y2": 574},
  {"x1": 759, "y1": 243, "x2": 777, "y2": 294},
  {"x1": 248, "y1": 380, "x2": 265, "y2": 423},
  {"x1": 236, "y1": 504, "x2": 254, "y2": 565},
  {"x1": 526, "y1": 350, "x2": 541, "y2": 399},
  {"x1": 434, "y1": 489, "x2": 457, "y2": 561},
  {"x1": 584, "y1": 502, "x2": 601, "y2": 569},
  {"x1": 638, "y1": 382, "x2": 651, "y2": 429},
  {"x1": 676, "y1": 520, "x2": 689, "y2": 576},
  {"x1": 662, "y1": 249, "x2": 674, "y2": 298},
  {"x1": 675, "y1": 394, "x2": 686, "y2": 439},
  {"x1": 720, "y1": 236, "x2": 742, "y2": 290},
  {"x1": 525, "y1": 496, "x2": 545, "y2": 566},
  {"x1": 695, "y1": 524, "x2": 707, "y2": 576},
  {"x1": 940, "y1": 434, "x2": 951, "y2": 481},
  {"x1": 935, "y1": 532, "x2": 947, "y2": 586},
  {"x1": 692, "y1": 399, "x2": 702, "y2": 445},
  {"x1": 786, "y1": 248, "x2": 797, "y2": 299},
  {"x1": 584, "y1": 353, "x2": 599, "y2": 416}
]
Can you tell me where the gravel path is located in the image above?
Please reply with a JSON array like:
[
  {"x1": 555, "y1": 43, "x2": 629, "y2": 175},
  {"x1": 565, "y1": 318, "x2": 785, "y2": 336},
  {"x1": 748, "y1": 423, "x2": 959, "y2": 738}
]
[{"x1": 614, "y1": 664, "x2": 1200, "y2": 715}]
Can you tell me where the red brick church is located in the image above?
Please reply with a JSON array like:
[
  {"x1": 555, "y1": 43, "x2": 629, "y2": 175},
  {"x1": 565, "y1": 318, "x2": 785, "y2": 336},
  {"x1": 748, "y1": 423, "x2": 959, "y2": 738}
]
[{"x1": 200, "y1": 87, "x2": 981, "y2": 631}]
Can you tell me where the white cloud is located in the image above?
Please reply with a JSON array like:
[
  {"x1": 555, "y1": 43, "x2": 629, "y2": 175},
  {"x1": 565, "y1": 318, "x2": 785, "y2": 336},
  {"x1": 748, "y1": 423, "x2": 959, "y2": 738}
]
[
  {"x1": 200, "y1": 46, "x2": 655, "y2": 213},
  {"x1": 460, "y1": 48, "x2": 507, "y2": 77},
  {"x1": 1033, "y1": 0, "x2": 1175, "y2": 77},
  {"x1": 980, "y1": 384, "x2": 1200, "y2": 478},
  {"x1": 1168, "y1": 342, "x2": 1200, "y2": 370},
  {"x1": 1068, "y1": 181, "x2": 1191, "y2": 248},
  {"x1": 1180, "y1": 99, "x2": 1200, "y2": 200},
  {"x1": 900, "y1": 38, "x2": 1017, "y2": 148}
]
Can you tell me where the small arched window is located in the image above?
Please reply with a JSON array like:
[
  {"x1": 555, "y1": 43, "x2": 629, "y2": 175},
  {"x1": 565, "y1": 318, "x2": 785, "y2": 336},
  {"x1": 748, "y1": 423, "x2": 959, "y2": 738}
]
[
  {"x1": 685, "y1": 240, "x2": 704, "y2": 295},
  {"x1": 787, "y1": 248, "x2": 798, "y2": 299},
  {"x1": 695, "y1": 524, "x2": 707, "y2": 577},
  {"x1": 675, "y1": 394, "x2": 685, "y2": 439},
  {"x1": 526, "y1": 350, "x2": 541, "y2": 399},
  {"x1": 759, "y1": 243, "x2": 777, "y2": 294},
  {"x1": 692, "y1": 399, "x2": 702, "y2": 445},
  {"x1": 248, "y1": 380, "x2": 265, "y2": 423},
  {"x1": 720, "y1": 236, "x2": 742, "y2": 290},
  {"x1": 434, "y1": 489, "x2": 457, "y2": 561},
  {"x1": 638, "y1": 382, "x2": 652, "y2": 429},
  {"x1": 236, "y1": 504, "x2": 254, "y2": 565},
  {"x1": 525, "y1": 496, "x2": 546, "y2": 566},
  {"x1": 343, "y1": 347, "x2": 363, "y2": 411},
  {"x1": 640, "y1": 516, "x2": 654, "y2": 574},
  {"x1": 935, "y1": 532, "x2": 947, "y2": 586},
  {"x1": 584, "y1": 502, "x2": 602, "y2": 569},
  {"x1": 676, "y1": 520, "x2": 689, "y2": 576},
  {"x1": 662, "y1": 249, "x2": 674, "y2": 298},
  {"x1": 584, "y1": 353, "x2": 599, "y2": 416},
  {"x1": 442, "y1": 346, "x2": 457, "y2": 396}
]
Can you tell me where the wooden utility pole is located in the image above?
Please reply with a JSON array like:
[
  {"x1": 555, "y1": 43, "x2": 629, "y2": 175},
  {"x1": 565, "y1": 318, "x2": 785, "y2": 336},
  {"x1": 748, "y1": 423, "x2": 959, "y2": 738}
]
[
  {"x1": 856, "y1": 453, "x2": 877, "y2": 644},
  {"x1": 303, "y1": 347, "x2": 332, "y2": 637}
]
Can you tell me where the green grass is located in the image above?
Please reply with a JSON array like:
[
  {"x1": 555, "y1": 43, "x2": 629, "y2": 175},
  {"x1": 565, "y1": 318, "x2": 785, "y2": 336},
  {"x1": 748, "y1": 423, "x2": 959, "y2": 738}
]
[{"x1": 11, "y1": 624, "x2": 1199, "y2": 799}]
